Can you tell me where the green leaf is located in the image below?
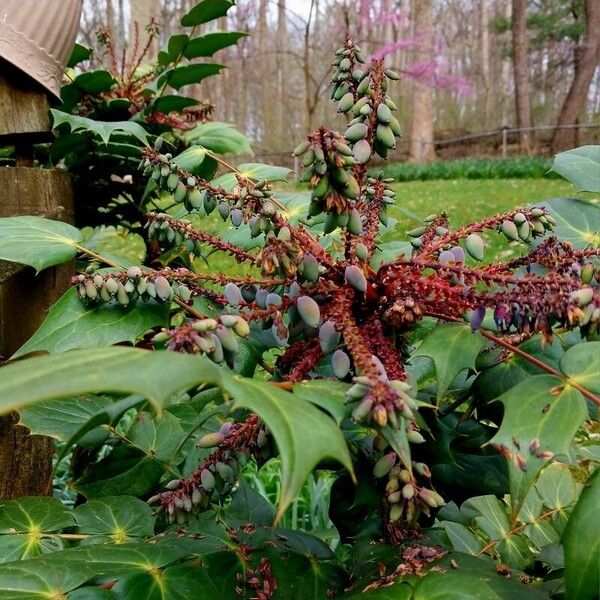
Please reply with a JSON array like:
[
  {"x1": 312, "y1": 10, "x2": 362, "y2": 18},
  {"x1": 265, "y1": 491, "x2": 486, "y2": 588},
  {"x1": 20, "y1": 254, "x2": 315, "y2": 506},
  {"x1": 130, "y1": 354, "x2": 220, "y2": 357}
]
[
  {"x1": 551, "y1": 145, "x2": 600, "y2": 192},
  {"x1": 127, "y1": 411, "x2": 185, "y2": 461},
  {"x1": 74, "y1": 496, "x2": 155, "y2": 540},
  {"x1": 441, "y1": 522, "x2": 483, "y2": 554},
  {"x1": 151, "y1": 95, "x2": 199, "y2": 114},
  {"x1": 540, "y1": 197, "x2": 600, "y2": 248},
  {"x1": 212, "y1": 163, "x2": 292, "y2": 191},
  {"x1": 292, "y1": 380, "x2": 351, "y2": 424},
  {"x1": 19, "y1": 394, "x2": 115, "y2": 441},
  {"x1": 172, "y1": 145, "x2": 209, "y2": 175},
  {"x1": 223, "y1": 480, "x2": 275, "y2": 526},
  {"x1": 489, "y1": 375, "x2": 588, "y2": 515},
  {"x1": 371, "y1": 241, "x2": 412, "y2": 268},
  {"x1": 181, "y1": 0, "x2": 235, "y2": 26},
  {"x1": 222, "y1": 376, "x2": 354, "y2": 523},
  {"x1": 412, "y1": 323, "x2": 485, "y2": 400},
  {"x1": 0, "y1": 348, "x2": 210, "y2": 414},
  {"x1": 14, "y1": 288, "x2": 170, "y2": 357},
  {"x1": 81, "y1": 226, "x2": 146, "y2": 267},
  {"x1": 563, "y1": 468, "x2": 599, "y2": 600},
  {"x1": 0, "y1": 498, "x2": 75, "y2": 562},
  {"x1": 535, "y1": 463, "x2": 578, "y2": 510},
  {"x1": 157, "y1": 64, "x2": 224, "y2": 91},
  {"x1": 0, "y1": 348, "x2": 353, "y2": 520},
  {"x1": 75, "y1": 446, "x2": 166, "y2": 498},
  {"x1": 67, "y1": 44, "x2": 92, "y2": 68},
  {"x1": 0, "y1": 216, "x2": 82, "y2": 271},
  {"x1": 183, "y1": 122, "x2": 253, "y2": 155},
  {"x1": 559, "y1": 341, "x2": 600, "y2": 395},
  {"x1": 184, "y1": 31, "x2": 247, "y2": 58},
  {"x1": 71, "y1": 70, "x2": 116, "y2": 95},
  {"x1": 51, "y1": 109, "x2": 150, "y2": 147}
]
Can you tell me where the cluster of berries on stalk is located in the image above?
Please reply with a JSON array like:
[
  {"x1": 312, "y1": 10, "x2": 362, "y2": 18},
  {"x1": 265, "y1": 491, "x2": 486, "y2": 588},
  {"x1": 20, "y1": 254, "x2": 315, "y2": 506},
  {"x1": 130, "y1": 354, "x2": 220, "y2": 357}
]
[{"x1": 72, "y1": 36, "x2": 600, "y2": 538}]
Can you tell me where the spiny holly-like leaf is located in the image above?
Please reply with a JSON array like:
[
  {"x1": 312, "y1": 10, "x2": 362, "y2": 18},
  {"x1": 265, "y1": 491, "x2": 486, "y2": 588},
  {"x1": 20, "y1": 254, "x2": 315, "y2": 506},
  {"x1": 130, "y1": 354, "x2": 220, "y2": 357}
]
[
  {"x1": 563, "y1": 468, "x2": 599, "y2": 600},
  {"x1": 0, "y1": 497, "x2": 75, "y2": 562},
  {"x1": 0, "y1": 347, "x2": 353, "y2": 520},
  {"x1": 222, "y1": 376, "x2": 354, "y2": 523},
  {"x1": 0, "y1": 216, "x2": 82, "y2": 271},
  {"x1": 181, "y1": 0, "x2": 235, "y2": 26},
  {"x1": 74, "y1": 496, "x2": 156, "y2": 541},
  {"x1": 184, "y1": 31, "x2": 247, "y2": 58},
  {"x1": 0, "y1": 348, "x2": 210, "y2": 414},
  {"x1": 540, "y1": 197, "x2": 600, "y2": 248},
  {"x1": 51, "y1": 109, "x2": 150, "y2": 147},
  {"x1": 488, "y1": 375, "x2": 588, "y2": 516},
  {"x1": 551, "y1": 145, "x2": 600, "y2": 193},
  {"x1": 14, "y1": 288, "x2": 170, "y2": 358},
  {"x1": 412, "y1": 323, "x2": 485, "y2": 400}
]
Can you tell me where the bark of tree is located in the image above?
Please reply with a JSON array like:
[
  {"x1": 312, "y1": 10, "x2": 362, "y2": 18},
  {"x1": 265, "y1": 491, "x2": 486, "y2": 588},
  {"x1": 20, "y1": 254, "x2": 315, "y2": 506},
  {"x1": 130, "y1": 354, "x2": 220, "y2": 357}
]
[
  {"x1": 551, "y1": 0, "x2": 600, "y2": 152},
  {"x1": 480, "y1": 0, "x2": 492, "y2": 127},
  {"x1": 511, "y1": 0, "x2": 534, "y2": 153},
  {"x1": 408, "y1": 0, "x2": 436, "y2": 163}
]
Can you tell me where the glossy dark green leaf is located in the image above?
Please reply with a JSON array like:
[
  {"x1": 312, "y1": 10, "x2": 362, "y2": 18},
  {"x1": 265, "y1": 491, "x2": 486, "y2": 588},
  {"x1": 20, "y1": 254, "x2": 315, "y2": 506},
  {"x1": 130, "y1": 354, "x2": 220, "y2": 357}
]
[
  {"x1": 157, "y1": 64, "x2": 225, "y2": 91},
  {"x1": 563, "y1": 468, "x2": 599, "y2": 600},
  {"x1": 71, "y1": 70, "x2": 116, "y2": 95},
  {"x1": 67, "y1": 44, "x2": 92, "y2": 68},
  {"x1": 151, "y1": 96, "x2": 199, "y2": 114},
  {"x1": 51, "y1": 110, "x2": 149, "y2": 146},
  {"x1": 74, "y1": 496, "x2": 155, "y2": 540},
  {"x1": 75, "y1": 446, "x2": 166, "y2": 498},
  {"x1": 0, "y1": 348, "x2": 353, "y2": 520},
  {"x1": 551, "y1": 145, "x2": 600, "y2": 193},
  {"x1": 0, "y1": 348, "x2": 212, "y2": 414},
  {"x1": 181, "y1": 0, "x2": 235, "y2": 26},
  {"x1": 184, "y1": 31, "x2": 247, "y2": 58},
  {"x1": 413, "y1": 323, "x2": 485, "y2": 400},
  {"x1": 0, "y1": 216, "x2": 82, "y2": 271},
  {"x1": 14, "y1": 288, "x2": 169, "y2": 357},
  {"x1": 222, "y1": 480, "x2": 274, "y2": 526}
]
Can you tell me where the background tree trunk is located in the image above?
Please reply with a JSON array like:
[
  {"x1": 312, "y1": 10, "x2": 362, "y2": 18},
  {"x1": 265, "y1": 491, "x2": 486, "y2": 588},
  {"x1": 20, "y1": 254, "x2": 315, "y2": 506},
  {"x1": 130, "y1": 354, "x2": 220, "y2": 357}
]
[
  {"x1": 511, "y1": 0, "x2": 534, "y2": 153},
  {"x1": 552, "y1": 0, "x2": 600, "y2": 152},
  {"x1": 408, "y1": 0, "x2": 436, "y2": 162},
  {"x1": 130, "y1": 0, "x2": 159, "y2": 55}
]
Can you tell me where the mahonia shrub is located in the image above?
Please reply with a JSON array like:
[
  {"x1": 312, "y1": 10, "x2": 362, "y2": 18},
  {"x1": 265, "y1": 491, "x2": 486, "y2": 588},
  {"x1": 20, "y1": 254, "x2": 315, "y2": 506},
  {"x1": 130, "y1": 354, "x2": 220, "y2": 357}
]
[{"x1": 0, "y1": 35, "x2": 598, "y2": 600}]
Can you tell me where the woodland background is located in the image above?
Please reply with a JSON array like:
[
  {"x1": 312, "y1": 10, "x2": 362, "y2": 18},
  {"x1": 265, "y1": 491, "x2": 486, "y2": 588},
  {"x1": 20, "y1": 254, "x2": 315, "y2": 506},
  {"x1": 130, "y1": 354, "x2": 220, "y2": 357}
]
[{"x1": 80, "y1": 0, "x2": 600, "y2": 162}]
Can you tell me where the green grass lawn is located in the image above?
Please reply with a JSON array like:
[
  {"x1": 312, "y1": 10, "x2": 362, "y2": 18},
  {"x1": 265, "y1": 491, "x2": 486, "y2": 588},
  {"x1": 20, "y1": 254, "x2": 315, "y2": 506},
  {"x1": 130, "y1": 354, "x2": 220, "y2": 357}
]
[
  {"x1": 384, "y1": 178, "x2": 575, "y2": 261},
  {"x1": 195, "y1": 177, "x2": 576, "y2": 273}
]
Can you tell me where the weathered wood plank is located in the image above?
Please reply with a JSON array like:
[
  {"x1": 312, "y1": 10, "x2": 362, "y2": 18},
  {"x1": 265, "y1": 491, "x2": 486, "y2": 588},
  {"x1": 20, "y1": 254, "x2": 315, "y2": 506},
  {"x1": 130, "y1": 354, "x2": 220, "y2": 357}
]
[{"x1": 0, "y1": 167, "x2": 74, "y2": 499}]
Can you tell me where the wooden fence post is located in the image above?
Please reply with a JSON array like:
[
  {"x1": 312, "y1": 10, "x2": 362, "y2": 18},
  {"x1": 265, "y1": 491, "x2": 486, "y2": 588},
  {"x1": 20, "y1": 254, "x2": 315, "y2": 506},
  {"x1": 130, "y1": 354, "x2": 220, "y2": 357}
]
[{"x1": 0, "y1": 61, "x2": 75, "y2": 499}]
